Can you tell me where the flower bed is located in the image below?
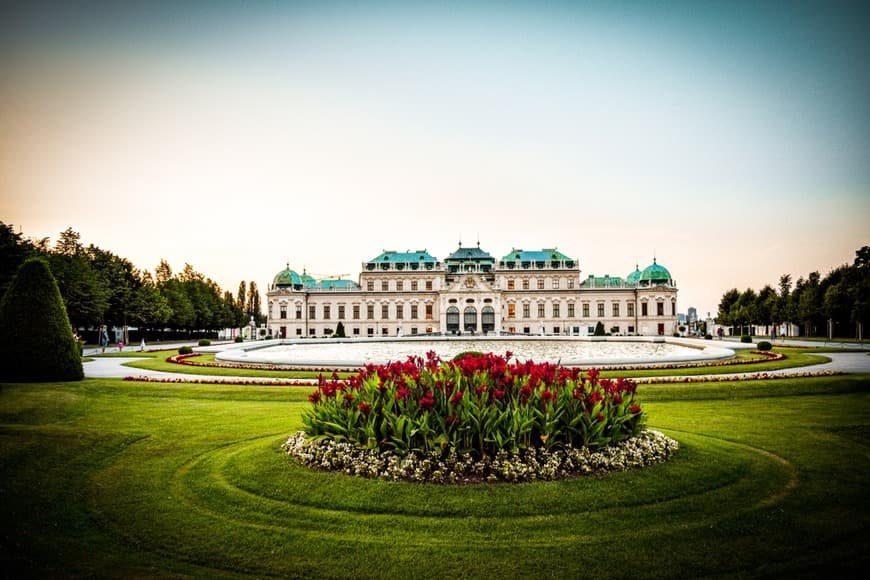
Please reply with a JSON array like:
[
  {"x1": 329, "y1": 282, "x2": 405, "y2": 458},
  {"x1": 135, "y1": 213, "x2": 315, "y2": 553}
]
[
  {"x1": 284, "y1": 428, "x2": 679, "y2": 483},
  {"x1": 302, "y1": 352, "x2": 646, "y2": 461}
]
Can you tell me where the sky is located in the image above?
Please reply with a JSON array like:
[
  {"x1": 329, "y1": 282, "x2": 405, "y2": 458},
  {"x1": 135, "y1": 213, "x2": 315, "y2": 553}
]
[{"x1": 1, "y1": 0, "x2": 868, "y2": 318}]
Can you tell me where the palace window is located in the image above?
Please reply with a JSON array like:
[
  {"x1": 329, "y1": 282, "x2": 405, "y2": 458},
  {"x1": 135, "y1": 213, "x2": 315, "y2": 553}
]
[
  {"x1": 657, "y1": 302, "x2": 664, "y2": 316},
  {"x1": 425, "y1": 304, "x2": 433, "y2": 320},
  {"x1": 582, "y1": 303, "x2": 589, "y2": 317},
  {"x1": 567, "y1": 279, "x2": 574, "y2": 289},
  {"x1": 538, "y1": 303, "x2": 545, "y2": 318},
  {"x1": 553, "y1": 303, "x2": 560, "y2": 317},
  {"x1": 280, "y1": 305, "x2": 287, "y2": 319},
  {"x1": 552, "y1": 279, "x2": 559, "y2": 289},
  {"x1": 296, "y1": 307, "x2": 302, "y2": 320},
  {"x1": 523, "y1": 303, "x2": 530, "y2": 318},
  {"x1": 522, "y1": 279, "x2": 530, "y2": 290},
  {"x1": 627, "y1": 302, "x2": 634, "y2": 317},
  {"x1": 672, "y1": 302, "x2": 676, "y2": 316},
  {"x1": 367, "y1": 305, "x2": 374, "y2": 319},
  {"x1": 396, "y1": 304, "x2": 403, "y2": 320},
  {"x1": 612, "y1": 303, "x2": 619, "y2": 317},
  {"x1": 411, "y1": 304, "x2": 418, "y2": 319},
  {"x1": 381, "y1": 281, "x2": 389, "y2": 291},
  {"x1": 396, "y1": 280, "x2": 403, "y2": 291},
  {"x1": 353, "y1": 328, "x2": 360, "y2": 335},
  {"x1": 367, "y1": 328, "x2": 374, "y2": 336},
  {"x1": 425, "y1": 280, "x2": 433, "y2": 290},
  {"x1": 382, "y1": 304, "x2": 389, "y2": 319},
  {"x1": 507, "y1": 279, "x2": 515, "y2": 290},
  {"x1": 597, "y1": 303, "x2": 604, "y2": 317},
  {"x1": 411, "y1": 327, "x2": 418, "y2": 335},
  {"x1": 367, "y1": 280, "x2": 374, "y2": 291},
  {"x1": 411, "y1": 280, "x2": 418, "y2": 291},
  {"x1": 296, "y1": 328, "x2": 302, "y2": 335},
  {"x1": 567, "y1": 303, "x2": 575, "y2": 317},
  {"x1": 323, "y1": 305, "x2": 331, "y2": 320},
  {"x1": 508, "y1": 303, "x2": 516, "y2": 319},
  {"x1": 641, "y1": 302, "x2": 648, "y2": 317},
  {"x1": 309, "y1": 305, "x2": 316, "y2": 319},
  {"x1": 353, "y1": 304, "x2": 360, "y2": 319},
  {"x1": 338, "y1": 304, "x2": 345, "y2": 319},
  {"x1": 537, "y1": 279, "x2": 545, "y2": 290}
]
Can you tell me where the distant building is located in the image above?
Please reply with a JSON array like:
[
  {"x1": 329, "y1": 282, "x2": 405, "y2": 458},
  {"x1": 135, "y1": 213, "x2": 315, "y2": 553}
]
[
  {"x1": 266, "y1": 244, "x2": 679, "y2": 338},
  {"x1": 687, "y1": 307, "x2": 698, "y2": 324}
]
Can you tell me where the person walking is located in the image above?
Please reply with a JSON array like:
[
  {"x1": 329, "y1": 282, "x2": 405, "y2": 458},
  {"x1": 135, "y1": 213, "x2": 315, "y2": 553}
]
[{"x1": 99, "y1": 325, "x2": 109, "y2": 353}]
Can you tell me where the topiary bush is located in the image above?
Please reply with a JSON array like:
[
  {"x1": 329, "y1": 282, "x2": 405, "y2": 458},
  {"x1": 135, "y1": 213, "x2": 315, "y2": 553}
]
[
  {"x1": 740, "y1": 335, "x2": 752, "y2": 343},
  {"x1": 0, "y1": 257, "x2": 83, "y2": 381},
  {"x1": 756, "y1": 341, "x2": 772, "y2": 351},
  {"x1": 178, "y1": 346, "x2": 193, "y2": 355},
  {"x1": 198, "y1": 339, "x2": 211, "y2": 346},
  {"x1": 704, "y1": 334, "x2": 713, "y2": 340},
  {"x1": 593, "y1": 321, "x2": 606, "y2": 336},
  {"x1": 234, "y1": 336, "x2": 243, "y2": 343}
]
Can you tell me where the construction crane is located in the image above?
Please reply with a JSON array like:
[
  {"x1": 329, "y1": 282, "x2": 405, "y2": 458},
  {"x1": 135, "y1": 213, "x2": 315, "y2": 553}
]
[{"x1": 309, "y1": 273, "x2": 350, "y2": 281}]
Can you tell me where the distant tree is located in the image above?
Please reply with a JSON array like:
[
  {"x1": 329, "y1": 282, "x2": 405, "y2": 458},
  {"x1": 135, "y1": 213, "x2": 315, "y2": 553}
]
[
  {"x1": 129, "y1": 282, "x2": 171, "y2": 338},
  {"x1": 0, "y1": 258, "x2": 83, "y2": 381},
  {"x1": 0, "y1": 222, "x2": 37, "y2": 297},
  {"x1": 47, "y1": 250, "x2": 109, "y2": 329},
  {"x1": 334, "y1": 321, "x2": 346, "y2": 338},
  {"x1": 593, "y1": 321, "x2": 605, "y2": 336},
  {"x1": 247, "y1": 281, "x2": 262, "y2": 323},
  {"x1": 154, "y1": 260, "x2": 173, "y2": 286},
  {"x1": 716, "y1": 288, "x2": 740, "y2": 327},
  {"x1": 237, "y1": 281, "x2": 247, "y2": 314}
]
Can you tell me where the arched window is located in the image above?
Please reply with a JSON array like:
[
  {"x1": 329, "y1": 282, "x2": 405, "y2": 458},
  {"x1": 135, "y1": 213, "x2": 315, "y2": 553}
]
[
  {"x1": 464, "y1": 306, "x2": 478, "y2": 332},
  {"x1": 481, "y1": 306, "x2": 495, "y2": 333},
  {"x1": 446, "y1": 306, "x2": 460, "y2": 333}
]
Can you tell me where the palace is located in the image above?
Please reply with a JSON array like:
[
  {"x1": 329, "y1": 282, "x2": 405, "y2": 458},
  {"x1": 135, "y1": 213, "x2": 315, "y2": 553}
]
[{"x1": 265, "y1": 244, "x2": 678, "y2": 338}]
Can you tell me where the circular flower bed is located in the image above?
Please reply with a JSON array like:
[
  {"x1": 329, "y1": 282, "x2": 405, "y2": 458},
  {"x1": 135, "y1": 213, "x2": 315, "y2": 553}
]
[
  {"x1": 289, "y1": 352, "x2": 679, "y2": 482},
  {"x1": 284, "y1": 428, "x2": 678, "y2": 483}
]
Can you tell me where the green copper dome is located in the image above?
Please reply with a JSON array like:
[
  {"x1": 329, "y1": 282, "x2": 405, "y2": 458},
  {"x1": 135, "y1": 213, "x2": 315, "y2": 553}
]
[
  {"x1": 626, "y1": 265, "x2": 642, "y2": 285},
  {"x1": 639, "y1": 259, "x2": 672, "y2": 284},
  {"x1": 273, "y1": 265, "x2": 303, "y2": 288}
]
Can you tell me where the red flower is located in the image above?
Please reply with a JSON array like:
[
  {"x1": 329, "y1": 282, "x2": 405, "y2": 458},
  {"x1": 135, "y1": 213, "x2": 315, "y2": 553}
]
[
  {"x1": 308, "y1": 391, "x2": 321, "y2": 404},
  {"x1": 358, "y1": 402, "x2": 372, "y2": 415},
  {"x1": 420, "y1": 391, "x2": 435, "y2": 411},
  {"x1": 492, "y1": 389, "x2": 505, "y2": 400},
  {"x1": 450, "y1": 390, "x2": 464, "y2": 406},
  {"x1": 597, "y1": 413, "x2": 606, "y2": 422},
  {"x1": 540, "y1": 389, "x2": 556, "y2": 402},
  {"x1": 629, "y1": 404, "x2": 642, "y2": 414}
]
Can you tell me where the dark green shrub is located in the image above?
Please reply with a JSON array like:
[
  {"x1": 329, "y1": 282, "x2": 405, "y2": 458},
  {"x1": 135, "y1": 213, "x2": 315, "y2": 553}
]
[
  {"x1": 334, "y1": 321, "x2": 346, "y2": 338},
  {"x1": 593, "y1": 321, "x2": 606, "y2": 336},
  {"x1": 178, "y1": 346, "x2": 193, "y2": 355},
  {"x1": 704, "y1": 334, "x2": 713, "y2": 340},
  {"x1": 740, "y1": 335, "x2": 752, "y2": 343},
  {"x1": 756, "y1": 341, "x2": 772, "y2": 351},
  {"x1": 234, "y1": 336, "x2": 243, "y2": 343},
  {"x1": 0, "y1": 258, "x2": 83, "y2": 381},
  {"x1": 198, "y1": 339, "x2": 211, "y2": 346}
]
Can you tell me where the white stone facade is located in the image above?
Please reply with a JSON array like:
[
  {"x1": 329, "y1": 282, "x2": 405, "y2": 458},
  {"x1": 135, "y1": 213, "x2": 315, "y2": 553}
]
[{"x1": 266, "y1": 246, "x2": 678, "y2": 339}]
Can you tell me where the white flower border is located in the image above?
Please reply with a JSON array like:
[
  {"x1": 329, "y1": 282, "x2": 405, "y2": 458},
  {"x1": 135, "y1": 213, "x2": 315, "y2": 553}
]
[{"x1": 283, "y1": 429, "x2": 679, "y2": 484}]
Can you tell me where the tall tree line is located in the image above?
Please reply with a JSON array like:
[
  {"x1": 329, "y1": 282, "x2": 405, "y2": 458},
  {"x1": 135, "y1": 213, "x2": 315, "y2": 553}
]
[
  {"x1": 1, "y1": 223, "x2": 265, "y2": 341},
  {"x1": 716, "y1": 246, "x2": 870, "y2": 338}
]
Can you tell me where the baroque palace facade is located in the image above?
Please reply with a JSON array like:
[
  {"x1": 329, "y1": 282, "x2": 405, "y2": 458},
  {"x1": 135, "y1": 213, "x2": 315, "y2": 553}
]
[{"x1": 266, "y1": 244, "x2": 678, "y2": 339}]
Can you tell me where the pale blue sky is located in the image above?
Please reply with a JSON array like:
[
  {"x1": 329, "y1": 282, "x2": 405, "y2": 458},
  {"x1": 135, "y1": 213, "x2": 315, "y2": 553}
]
[{"x1": 2, "y1": 1, "x2": 868, "y2": 317}]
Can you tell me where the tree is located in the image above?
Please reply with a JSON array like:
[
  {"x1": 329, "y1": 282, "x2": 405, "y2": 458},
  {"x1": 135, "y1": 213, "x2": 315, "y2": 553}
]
[
  {"x1": 155, "y1": 260, "x2": 173, "y2": 286},
  {"x1": 716, "y1": 288, "x2": 740, "y2": 327},
  {"x1": 48, "y1": 251, "x2": 109, "y2": 328},
  {"x1": 129, "y1": 283, "x2": 171, "y2": 338},
  {"x1": 593, "y1": 321, "x2": 605, "y2": 336},
  {"x1": 0, "y1": 257, "x2": 83, "y2": 381},
  {"x1": 0, "y1": 222, "x2": 37, "y2": 297},
  {"x1": 237, "y1": 281, "x2": 247, "y2": 314},
  {"x1": 247, "y1": 281, "x2": 262, "y2": 323},
  {"x1": 334, "y1": 321, "x2": 346, "y2": 338}
]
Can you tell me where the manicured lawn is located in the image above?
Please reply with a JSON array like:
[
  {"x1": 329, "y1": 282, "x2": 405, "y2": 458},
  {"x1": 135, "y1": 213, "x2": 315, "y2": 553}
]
[{"x1": 1, "y1": 374, "x2": 868, "y2": 577}]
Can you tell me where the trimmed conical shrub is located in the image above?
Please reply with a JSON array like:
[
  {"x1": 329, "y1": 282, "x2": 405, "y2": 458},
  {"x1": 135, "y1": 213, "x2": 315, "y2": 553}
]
[{"x1": 0, "y1": 257, "x2": 84, "y2": 381}]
